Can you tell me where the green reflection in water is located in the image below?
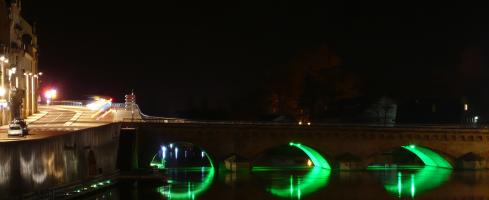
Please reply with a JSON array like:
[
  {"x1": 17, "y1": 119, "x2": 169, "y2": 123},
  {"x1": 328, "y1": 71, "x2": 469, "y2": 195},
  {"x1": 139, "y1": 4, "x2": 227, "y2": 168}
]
[
  {"x1": 401, "y1": 145, "x2": 452, "y2": 169},
  {"x1": 289, "y1": 142, "x2": 331, "y2": 169},
  {"x1": 256, "y1": 167, "x2": 331, "y2": 199},
  {"x1": 156, "y1": 167, "x2": 215, "y2": 199},
  {"x1": 383, "y1": 166, "x2": 452, "y2": 198}
]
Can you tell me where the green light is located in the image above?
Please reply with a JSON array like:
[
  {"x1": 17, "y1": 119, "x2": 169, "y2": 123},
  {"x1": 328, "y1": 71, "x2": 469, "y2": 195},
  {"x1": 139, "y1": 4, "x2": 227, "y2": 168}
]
[
  {"x1": 289, "y1": 142, "x2": 331, "y2": 169},
  {"x1": 384, "y1": 166, "x2": 451, "y2": 198},
  {"x1": 397, "y1": 172, "x2": 402, "y2": 198},
  {"x1": 410, "y1": 145, "x2": 415, "y2": 149},
  {"x1": 268, "y1": 167, "x2": 331, "y2": 198},
  {"x1": 402, "y1": 145, "x2": 452, "y2": 169},
  {"x1": 157, "y1": 167, "x2": 215, "y2": 199},
  {"x1": 410, "y1": 174, "x2": 415, "y2": 198},
  {"x1": 290, "y1": 175, "x2": 294, "y2": 197}
]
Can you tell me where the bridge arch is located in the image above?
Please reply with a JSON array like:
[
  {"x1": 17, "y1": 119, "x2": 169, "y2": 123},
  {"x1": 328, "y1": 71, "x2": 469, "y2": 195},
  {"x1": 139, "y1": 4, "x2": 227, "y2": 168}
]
[
  {"x1": 366, "y1": 144, "x2": 454, "y2": 169},
  {"x1": 251, "y1": 142, "x2": 331, "y2": 169},
  {"x1": 149, "y1": 141, "x2": 216, "y2": 199},
  {"x1": 148, "y1": 141, "x2": 216, "y2": 170}
]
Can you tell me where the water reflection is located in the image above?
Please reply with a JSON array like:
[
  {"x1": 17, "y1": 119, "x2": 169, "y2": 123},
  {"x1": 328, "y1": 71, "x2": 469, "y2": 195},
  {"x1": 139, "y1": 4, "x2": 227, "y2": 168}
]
[
  {"x1": 156, "y1": 167, "x2": 215, "y2": 199},
  {"x1": 254, "y1": 167, "x2": 331, "y2": 199},
  {"x1": 380, "y1": 166, "x2": 452, "y2": 198},
  {"x1": 0, "y1": 153, "x2": 11, "y2": 185}
]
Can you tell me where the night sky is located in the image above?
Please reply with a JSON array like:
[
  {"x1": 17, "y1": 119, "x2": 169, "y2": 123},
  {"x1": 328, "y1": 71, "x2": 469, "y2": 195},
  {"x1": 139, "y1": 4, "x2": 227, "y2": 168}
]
[{"x1": 18, "y1": 1, "x2": 489, "y2": 116}]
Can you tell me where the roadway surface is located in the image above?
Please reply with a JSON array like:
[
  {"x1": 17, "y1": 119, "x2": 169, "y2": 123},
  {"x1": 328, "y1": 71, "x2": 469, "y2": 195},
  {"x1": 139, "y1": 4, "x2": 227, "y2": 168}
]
[{"x1": 0, "y1": 105, "x2": 113, "y2": 142}]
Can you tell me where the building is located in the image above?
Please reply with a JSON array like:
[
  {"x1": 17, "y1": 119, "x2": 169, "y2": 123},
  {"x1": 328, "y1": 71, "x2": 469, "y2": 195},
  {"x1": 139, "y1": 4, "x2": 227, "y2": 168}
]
[{"x1": 0, "y1": 0, "x2": 40, "y2": 124}]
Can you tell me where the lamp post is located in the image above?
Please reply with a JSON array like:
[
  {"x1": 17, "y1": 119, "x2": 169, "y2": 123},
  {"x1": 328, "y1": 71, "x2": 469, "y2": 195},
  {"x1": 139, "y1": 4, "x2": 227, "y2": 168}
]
[
  {"x1": 23, "y1": 72, "x2": 31, "y2": 116},
  {"x1": 0, "y1": 55, "x2": 8, "y2": 125},
  {"x1": 32, "y1": 72, "x2": 42, "y2": 113}
]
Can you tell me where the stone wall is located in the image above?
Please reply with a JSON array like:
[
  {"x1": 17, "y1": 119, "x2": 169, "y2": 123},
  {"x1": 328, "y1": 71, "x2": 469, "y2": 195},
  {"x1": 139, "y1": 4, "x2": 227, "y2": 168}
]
[{"x1": 0, "y1": 123, "x2": 120, "y2": 197}]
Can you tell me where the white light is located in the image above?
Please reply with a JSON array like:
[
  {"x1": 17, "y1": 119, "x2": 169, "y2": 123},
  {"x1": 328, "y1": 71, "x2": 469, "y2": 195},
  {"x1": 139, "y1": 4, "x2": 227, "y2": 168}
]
[
  {"x1": 162, "y1": 146, "x2": 167, "y2": 159},
  {"x1": 4, "y1": 59, "x2": 8, "y2": 64},
  {"x1": 307, "y1": 122, "x2": 311, "y2": 126},
  {"x1": 201, "y1": 151, "x2": 205, "y2": 158},
  {"x1": 0, "y1": 87, "x2": 6, "y2": 97},
  {"x1": 0, "y1": 56, "x2": 4, "y2": 61},
  {"x1": 464, "y1": 104, "x2": 468, "y2": 111},
  {"x1": 175, "y1": 148, "x2": 178, "y2": 159},
  {"x1": 298, "y1": 121, "x2": 303, "y2": 125},
  {"x1": 170, "y1": 143, "x2": 173, "y2": 149}
]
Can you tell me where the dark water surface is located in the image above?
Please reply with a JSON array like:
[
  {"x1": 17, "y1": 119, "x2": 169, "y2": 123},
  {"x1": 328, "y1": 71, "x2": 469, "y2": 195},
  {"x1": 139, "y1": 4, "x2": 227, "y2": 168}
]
[{"x1": 82, "y1": 166, "x2": 489, "y2": 200}]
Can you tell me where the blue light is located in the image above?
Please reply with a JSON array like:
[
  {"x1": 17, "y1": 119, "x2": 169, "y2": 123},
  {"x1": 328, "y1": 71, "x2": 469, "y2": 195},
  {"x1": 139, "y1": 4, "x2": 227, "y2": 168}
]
[{"x1": 162, "y1": 146, "x2": 167, "y2": 159}]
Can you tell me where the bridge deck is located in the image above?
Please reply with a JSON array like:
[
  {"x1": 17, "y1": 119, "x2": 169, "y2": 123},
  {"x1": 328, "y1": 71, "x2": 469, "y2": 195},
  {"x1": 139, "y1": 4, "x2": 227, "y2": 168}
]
[{"x1": 0, "y1": 105, "x2": 112, "y2": 142}]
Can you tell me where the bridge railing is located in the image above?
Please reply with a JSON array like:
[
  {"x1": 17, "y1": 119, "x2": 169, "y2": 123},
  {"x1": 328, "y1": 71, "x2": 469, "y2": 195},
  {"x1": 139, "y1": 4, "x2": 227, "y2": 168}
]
[
  {"x1": 128, "y1": 103, "x2": 489, "y2": 129},
  {"x1": 111, "y1": 103, "x2": 126, "y2": 109},
  {"x1": 121, "y1": 118, "x2": 489, "y2": 129},
  {"x1": 49, "y1": 100, "x2": 84, "y2": 107}
]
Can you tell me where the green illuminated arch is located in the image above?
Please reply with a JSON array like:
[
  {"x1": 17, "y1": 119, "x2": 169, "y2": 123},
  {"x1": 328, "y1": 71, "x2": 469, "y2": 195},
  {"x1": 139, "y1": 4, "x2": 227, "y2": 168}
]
[
  {"x1": 268, "y1": 167, "x2": 331, "y2": 198},
  {"x1": 157, "y1": 167, "x2": 215, "y2": 199},
  {"x1": 289, "y1": 142, "x2": 331, "y2": 169},
  {"x1": 152, "y1": 144, "x2": 216, "y2": 199},
  {"x1": 384, "y1": 166, "x2": 451, "y2": 198},
  {"x1": 402, "y1": 145, "x2": 452, "y2": 169}
]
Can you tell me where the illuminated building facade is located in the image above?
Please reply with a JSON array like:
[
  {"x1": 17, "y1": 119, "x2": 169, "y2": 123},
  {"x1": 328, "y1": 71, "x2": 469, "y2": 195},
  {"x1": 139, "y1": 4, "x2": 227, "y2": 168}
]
[{"x1": 0, "y1": 0, "x2": 40, "y2": 123}]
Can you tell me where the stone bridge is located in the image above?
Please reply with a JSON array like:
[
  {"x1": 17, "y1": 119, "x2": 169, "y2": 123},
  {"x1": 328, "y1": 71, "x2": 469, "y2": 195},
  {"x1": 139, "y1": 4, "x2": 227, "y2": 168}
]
[{"x1": 122, "y1": 123, "x2": 489, "y2": 170}]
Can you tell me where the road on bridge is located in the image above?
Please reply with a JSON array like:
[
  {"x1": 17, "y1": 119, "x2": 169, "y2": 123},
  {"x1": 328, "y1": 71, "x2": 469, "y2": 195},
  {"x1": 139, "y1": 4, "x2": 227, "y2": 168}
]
[{"x1": 0, "y1": 105, "x2": 113, "y2": 142}]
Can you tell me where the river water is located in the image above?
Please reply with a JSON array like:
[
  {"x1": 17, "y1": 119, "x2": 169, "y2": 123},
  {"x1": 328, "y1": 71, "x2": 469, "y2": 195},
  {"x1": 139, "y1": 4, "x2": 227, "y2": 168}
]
[{"x1": 83, "y1": 166, "x2": 489, "y2": 200}]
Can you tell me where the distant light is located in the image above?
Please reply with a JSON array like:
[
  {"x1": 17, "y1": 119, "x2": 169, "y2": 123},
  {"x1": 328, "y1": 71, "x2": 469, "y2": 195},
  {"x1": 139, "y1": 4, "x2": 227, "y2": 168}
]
[
  {"x1": 298, "y1": 121, "x2": 303, "y2": 125},
  {"x1": 201, "y1": 151, "x2": 205, "y2": 158},
  {"x1": 170, "y1": 143, "x2": 173, "y2": 149},
  {"x1": 307, "y1": 159, "x2": 312, "y2": 167},
  {"x1": 175, "y1": 147, "x2": 178, "y2": 159},
  {"x1": 409, "y1": 145, "x2": 416, "y2": 149},
  {"x1": 0, "y1": 56, "x2": 4, "y2": 61},
  {"x1": 3, "y1": 59, "x2": 8, "y2": 64},
  {"x1": 44, "y1": 89, "x2": 57, "y2": 99},
  {"x1": 464, "y1": 104, "x2": 468, "y2": 111},
  {"x1": 307, "y1": 122, "x2": 311, "y2": 126}
]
